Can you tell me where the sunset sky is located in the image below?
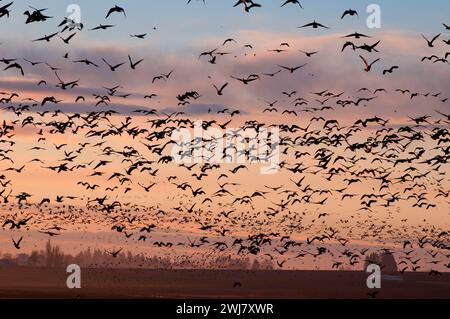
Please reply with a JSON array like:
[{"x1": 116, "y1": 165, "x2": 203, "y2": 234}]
[{"x1": 0, "y1": 1, "x2": 449, "y2": 273}]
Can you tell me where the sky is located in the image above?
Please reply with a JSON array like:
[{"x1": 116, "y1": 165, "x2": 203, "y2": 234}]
[
  {"x1": 1, "y1": 0, "x2": 449, "y2": 204},
  {"x1": 0, "y1": 1, "x2": 449, "y2": 271},
  {"x1": 0, "y1": 0, "x2": 448, "y2": 115},
  {"x1": 2, "y1": 0, "x2": 450, "y2": 41}
]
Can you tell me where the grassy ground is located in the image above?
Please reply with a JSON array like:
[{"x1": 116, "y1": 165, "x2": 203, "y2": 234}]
[{"x1": 0, "y1": 267, "x2": 449, "y2": 299}]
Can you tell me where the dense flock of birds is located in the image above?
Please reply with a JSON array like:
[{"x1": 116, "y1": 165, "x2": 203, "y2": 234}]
[{"x1": 0, "y1": 1, "x2": 449, "y2": 286}]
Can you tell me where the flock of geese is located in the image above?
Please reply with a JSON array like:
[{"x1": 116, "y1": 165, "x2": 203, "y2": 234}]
[{"x1": 0, "y1": 1, "x2": 449, "y2": 291}]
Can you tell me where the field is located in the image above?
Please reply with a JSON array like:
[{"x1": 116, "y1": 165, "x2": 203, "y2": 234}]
[{"x1": 0, "y1": 267, "x2": 449, "y2": 299}]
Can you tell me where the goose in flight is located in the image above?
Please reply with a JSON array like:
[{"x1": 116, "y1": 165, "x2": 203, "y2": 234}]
[
  {"x1": 278, "y1": 63, "x2": 307, "y2": 73},
  {"x1": 106, "y1": 5, "x2": 126, "y2": 19},
  {"x1": 359, "y1": 55, "x2": 380, "y2": 72},
  {"x1": 299, "y1": 50, "x2": 318, "y2": 57},
  {"x1": 281, "y1": 0, "x2": 303, "y2": 8},
  {"x1": 24, "y1": 7, "x2": 52, "y2": 24},
  {"x1": 223, "y1": 38, "x2": 237, "y2": 46},
  {"x1": 341, "y1": 9, "x2": 358, "y2": 19},
  {"x1": 213, "y1": 82, "x2": 228, "y2": 96},
  {"x1": 130, "y1": 33, "x2": 147, "y2": 39},
  {"x1": 230, "y1": 74, "x2": 259, "y2": 85},
  {"x1": 102, "y1": 58, "x2": 125, "y2": 71},
  {"x1": 383, "y1": 66, "x2": 399, "y2": 75},
  {"x1": 422, "y1": 33, "x2": 440, "y2": 47},
  {"x1": 73, "y1": 58, "x2": 99, "y2": 68},
  {"x1": 128, "y1": 55, "x2": 144, "y2": 70},
  {"x1": 187, "y1": 0, "x2": 206, "y2": 4},
  {"x1": 108, "y1": 248, "x2": 123, "y2": 258},
  {"x1": 298, "y1": 20, "x2": 329, "y2": 29},
  {"x1": 343, "y1": 32, "x2": 371, "y2": 39},
  {"x1": 4, "y1": 63, "x2": 24, "y2": 76},
  {"x1": 12, "y1": 236, "x2": 24, "y2": 250},
  {"x1": 0, "y1": 2, "x2": 13, "y2": 18},
  {"x1": 90, "y1": 24, "x2": 115, "y2": 31},
  {"x1": 32, "y1": 32, "x2": 58, "y2": 42},
  {"x1": 59, "y1": 32, "x2": 77, "y2": 44},
  {"x1": 233, "y1": 0, "x2": 261, "y2": 12}
]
